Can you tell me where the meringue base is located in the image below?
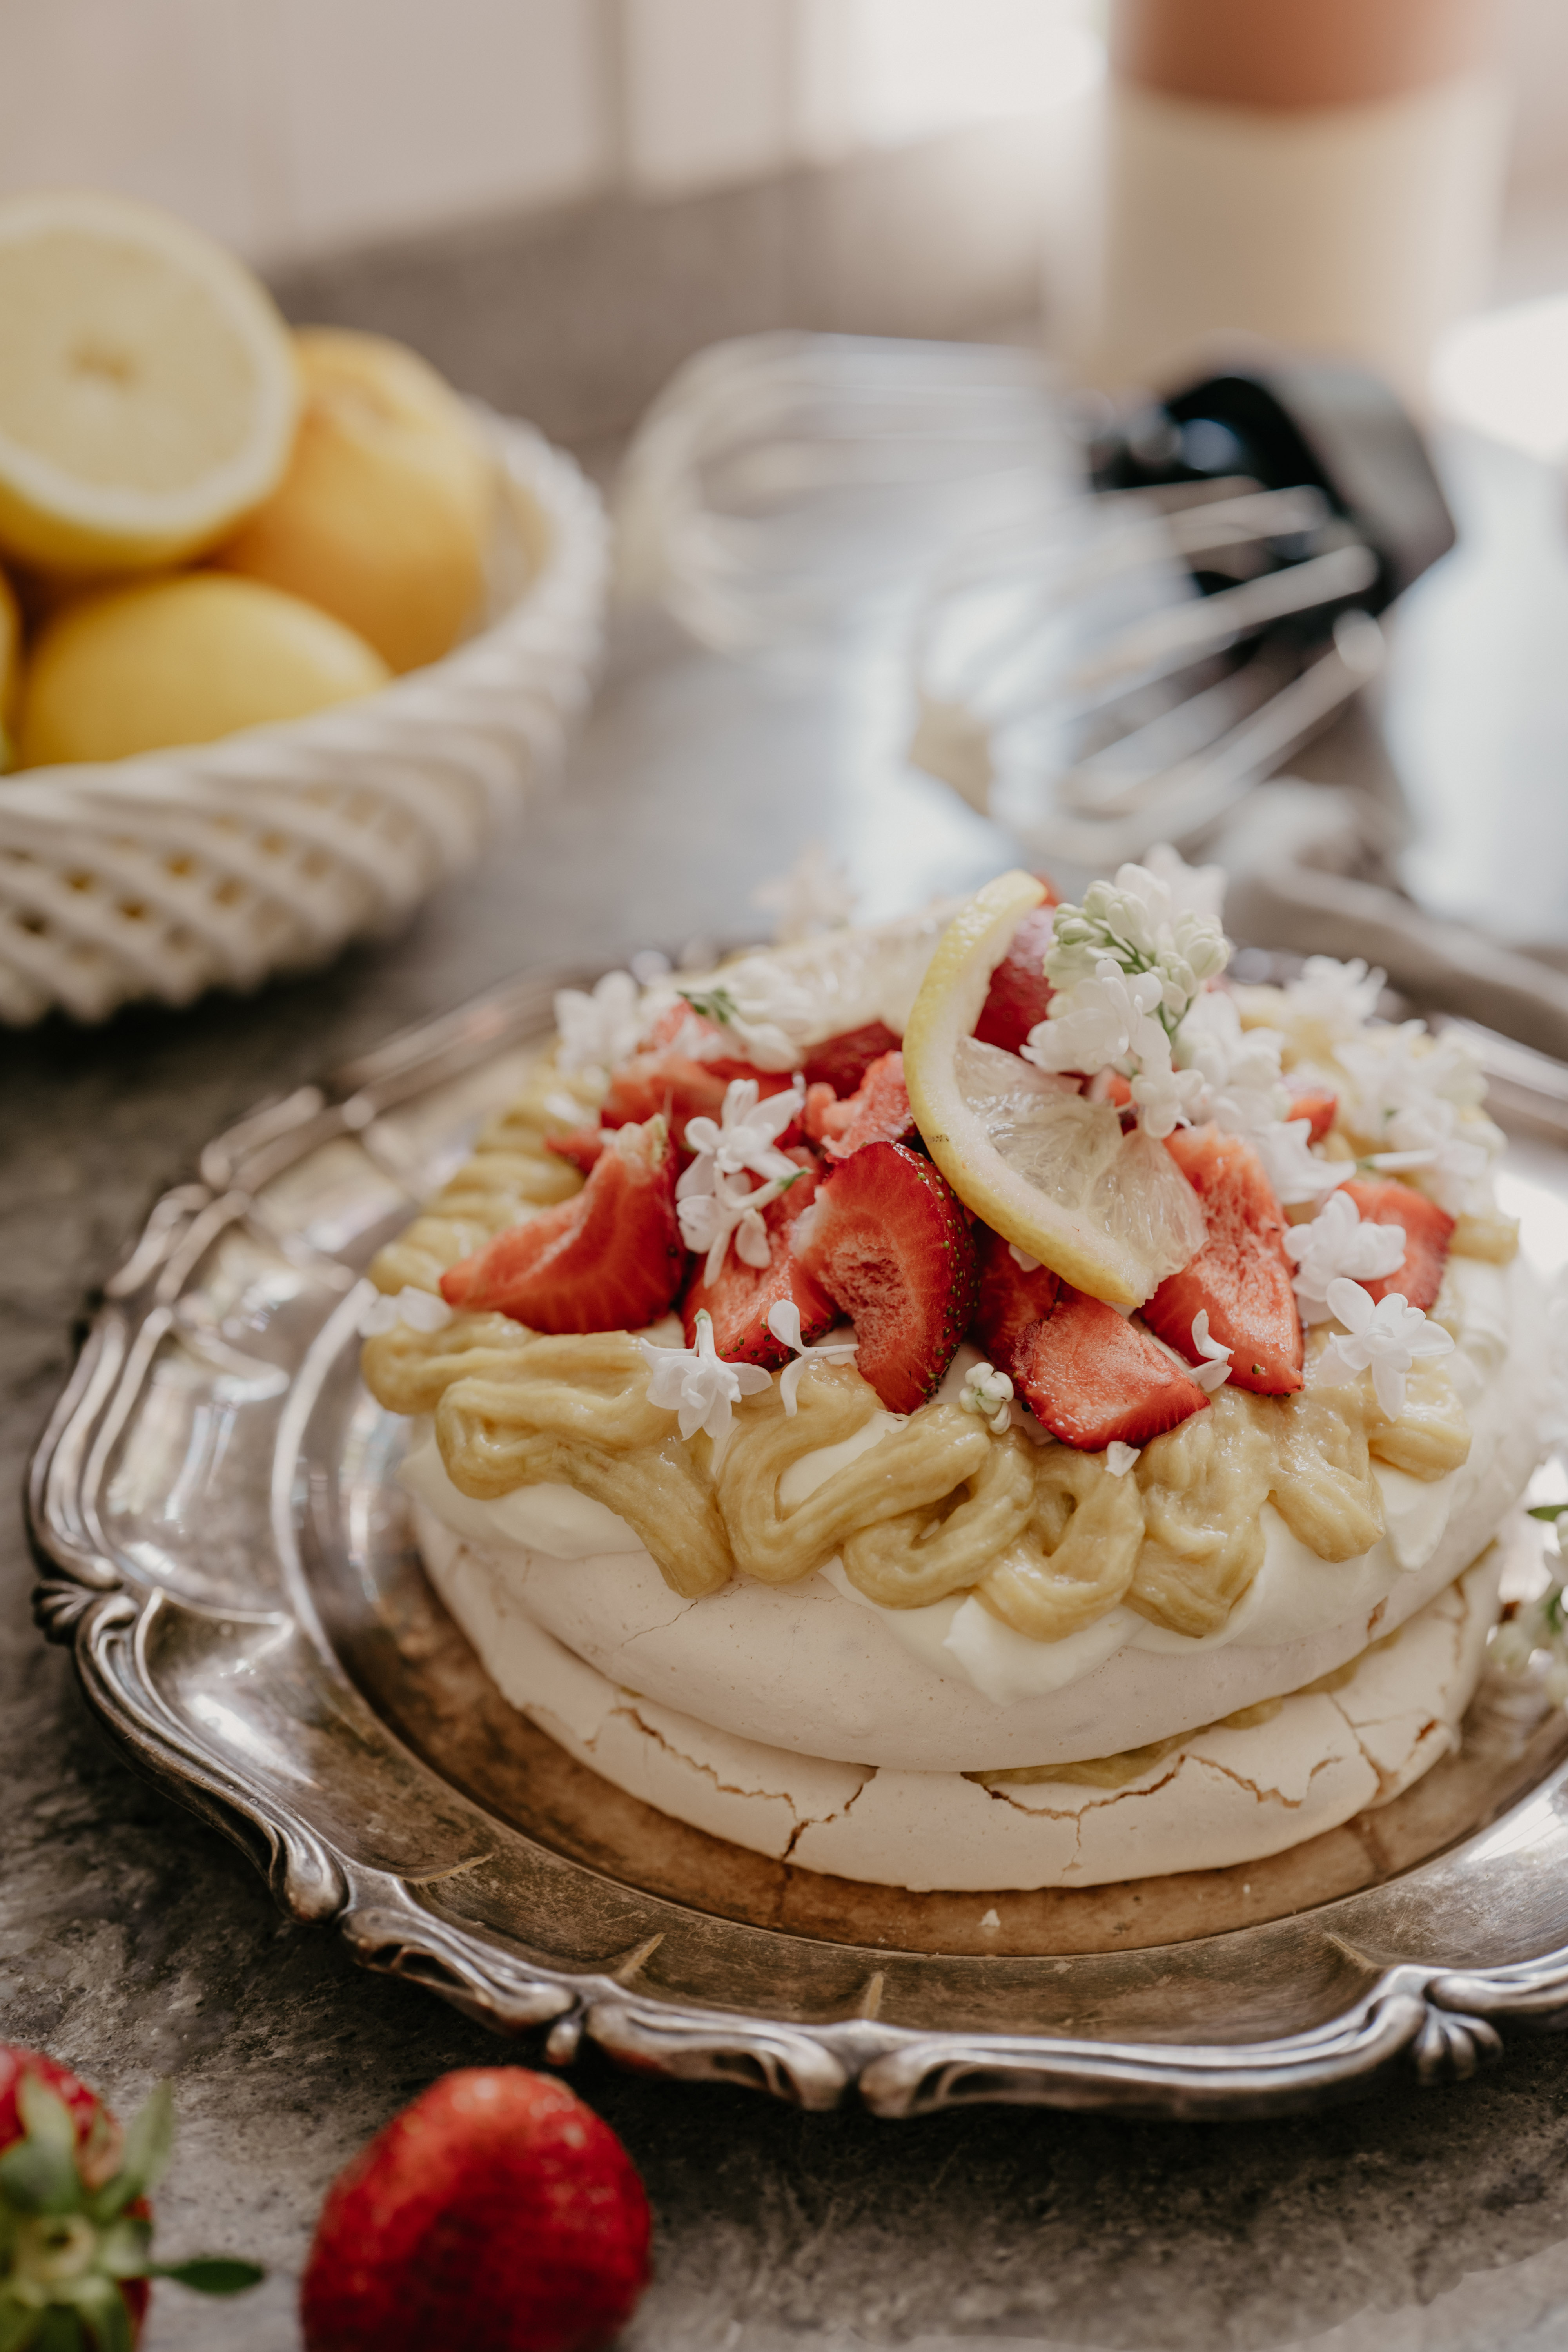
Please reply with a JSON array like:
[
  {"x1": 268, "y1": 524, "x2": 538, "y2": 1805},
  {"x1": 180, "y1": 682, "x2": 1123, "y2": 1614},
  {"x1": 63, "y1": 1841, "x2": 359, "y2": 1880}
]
[{"x1": 411, "y1": 1498, "x2": 1511, "y2": 1892}]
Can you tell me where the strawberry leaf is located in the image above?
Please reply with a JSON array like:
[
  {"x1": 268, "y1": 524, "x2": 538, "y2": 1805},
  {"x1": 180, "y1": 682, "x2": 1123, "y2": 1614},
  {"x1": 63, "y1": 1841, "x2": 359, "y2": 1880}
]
[
  {"x1": 54, "y1": 2274, "x2": 131, "y2": 2352},
  {"x1": 0, "y1": 2084, "x2": 80, "y2": 2218},
  {"x1": 152, "y1": 2258, "x2": 265, "y2": 2295},
  {"x1": 0, "y1": 2293, "x2": 43, "y2": 2352},
  {"x1": 93, "y1": 2084, "x2": 171, "y2": 2219}
]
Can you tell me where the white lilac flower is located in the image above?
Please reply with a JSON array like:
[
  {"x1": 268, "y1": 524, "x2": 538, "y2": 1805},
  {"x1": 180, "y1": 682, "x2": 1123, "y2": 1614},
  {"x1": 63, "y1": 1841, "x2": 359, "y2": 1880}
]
[
  {"x1": 678, "y1": 1167, "x2": 799, "y2": 1285},
  {"x1": 1314, "y1": 1277, "x2": 1455, "y2": 1419},
  {"x1": 1175, "y1": 989, "x2": 1290, "y2": 1132},
  {"x1": 1044, "y1": 860, "x2": 1230, "y2": 1031},
  {"x1": 1140, "y1": 842, "x2": 1227, "y2": 926},
  {"x1": 751, "y1": 844, "x2": 858, "y2": 944},
  {"x1": 679, "y1": 1078, "x2": 802, "y2": 1197},
  {"x1": 1105, "y1": 1441, "x2": 1141, "y2": 1476},
  {"x1": 960, "y1": 1360, "x2": 1015, "y2": 1435},
  {"x1": 672, "y1": 965, "x2": 817, "y2": 1073},
  {"x1": 554, "y1": 970, "x2": 645, "y2": 1082},
  {"x1": 1250, "y1": 1118, "x2": 1352, "y2": 1206},
  {"x1": 1025, "y1": 958, "x2": 1169, "y2": 1083},
  {"x1": 639, "y1": 1307, "x2": 772, "y2": 1443},
  {"x1": 361, "y1": 1287, "x2": 454, "y2": 1336},
  {"x1": 1363, "y1": 1095, "x2": 1491, "y2": 1214},
  {"x1": 1282, "y1": 1191, "x2": 1408, "y2": 1324},
  {"x1": 766, "y1": 1299, "x2": 862, "y2": 1413},
  {"x1": 1282, "y1": 955, "x2": 1386, "y2": 1038},
  {"x1": 1491, "y1": 1511, "x2": 1568, "y2": 1696},
  {"x1": 1189, "y1": 1310, "x2": 1232, "y2": 1393}
]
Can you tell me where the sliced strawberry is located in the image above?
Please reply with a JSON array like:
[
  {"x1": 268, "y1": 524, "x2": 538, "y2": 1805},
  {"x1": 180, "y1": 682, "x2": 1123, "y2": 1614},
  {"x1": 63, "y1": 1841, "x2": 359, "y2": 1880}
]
[
  {"x1": 681, "y1": 1165, "x2": 835, "y2": 1366},
  {"x1": 1341, "y1": 1178, "x2": 1454, "y2": 1311},
  {"x1": 802, "y1": 1082, "x2": 839, "y2": 1144},
  {"x1": 802, "y1": 1020, "x2": 902, "y2": 1096},
  {"x1": 810, "y1": 1050, "x2": 916, "y2": 1161},
  {"x1": 543, "y1": 1126, "x2": 605, "y2": 1176},
  {"x1": 601, "y1": 1050, "x2": 793, "y2": 1149},
  {"x1": 1289, "y1": 1088, "x2": 1337, "y2": 1144},
  {"x1": 1013, "y1": 1287, "x2": 1208, "y2": 1450},
  {"x1": 441, "y1": 1116, "x2": 684, "y2": 1332},
  {"x1": 971, "y1": 1221, "x2": 1060, "y2": 1367},
  {"x1": 974, "y1": 901, "x2": 1058, "y2": 1055},
  {"x1": 793, "y1": 1140, "x2": 977, "y2": 1413},
  {"x1": 1144, "y1": 1126, "x2": 1303, "y2": 1394}
]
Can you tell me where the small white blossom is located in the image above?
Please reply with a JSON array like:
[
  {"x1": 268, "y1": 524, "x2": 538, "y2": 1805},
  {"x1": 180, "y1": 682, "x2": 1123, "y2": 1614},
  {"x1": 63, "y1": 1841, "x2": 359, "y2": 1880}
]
[
  {"x1": 1045, "y1": 861, "x2": 1230, "y2": 1028},
  {"x1": 1189, "y1": 1309, "x2": 1232, "y2": 1393},
  {"x1": 1283, "y1": 955, "x2": 1386, "y2": 1038},
  {"x1": 766, "y1": 1299, "x2": 862, "y2": 1412},
  {"x1": 679, "y1": 1078, "x2": 802, "y2": 1196},
  {"x1": 1175, "y1": 991, "x2": 1290, "y2": 1132},
  {"x1": 1250, "y1": 1118, "x2": 1352, "y2": 1206},
  {"x1": 1282, "y1": 1191, "x2": 1407, "y2": 1324},
  {"x1": 678, "y1": 1168, "x2": 799, "y2": 1285},
  {"x1": 1141, "y1": 842, "x2": 1227, "y2": 925},
  {"x1": 639, "y1": 1307, "x2": 772, "y2": 1443},
  {"x1": 1105, "y1": 1441, "x2": 1141, "y2": 1476},
  {"x1": 361, "y1": 1287, "x2": 454, "y2": 1336},
  {"x1": 752, "y1": 844, "x2": 858, "y2": 944},
  {"x1": 1337, "y1": 1023, "x2": 1491, "y2": 1210},
  {"x1": 1314, "y1": 1278, "x2": 1455, "y2": 1419},
  {"x1": 554, "y1": 971, "x2": 645, "y2": 1082},
  {"x1": 1491, "y1": 1511, "x2": 1568, "y2": 1693},
  {"x1": 1025, "y1": 960, "x2": 1176, "y2": 1097},
  {"x1": 960, "y1": 1360, "x2": 1015, "y2": 1435}
]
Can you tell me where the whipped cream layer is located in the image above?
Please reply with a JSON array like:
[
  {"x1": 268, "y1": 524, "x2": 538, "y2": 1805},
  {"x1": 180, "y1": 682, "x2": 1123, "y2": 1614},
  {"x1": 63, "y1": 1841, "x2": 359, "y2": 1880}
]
[{"x1": 401, "y1": 1251, "x2": 1543, "y2": 1773}]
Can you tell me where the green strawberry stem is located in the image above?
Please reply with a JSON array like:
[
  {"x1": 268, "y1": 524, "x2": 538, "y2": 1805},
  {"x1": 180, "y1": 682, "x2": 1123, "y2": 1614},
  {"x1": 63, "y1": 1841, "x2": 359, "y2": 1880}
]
[{"x1": 0, "y1": 2078, "x2": 261, "y2": 2350}]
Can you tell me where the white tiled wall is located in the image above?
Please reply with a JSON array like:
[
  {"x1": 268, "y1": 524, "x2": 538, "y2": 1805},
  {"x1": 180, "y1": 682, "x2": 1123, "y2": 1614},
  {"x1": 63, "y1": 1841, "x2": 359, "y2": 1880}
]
[{"x1": 0, "y1": 0, "x2": 1098, "y2": 263}]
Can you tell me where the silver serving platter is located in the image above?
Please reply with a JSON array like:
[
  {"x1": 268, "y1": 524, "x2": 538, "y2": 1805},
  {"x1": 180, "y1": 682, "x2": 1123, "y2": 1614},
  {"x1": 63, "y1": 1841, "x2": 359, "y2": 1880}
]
[{"x1": 27, "y1": 964, "x2": 1568, "y2": 2119}]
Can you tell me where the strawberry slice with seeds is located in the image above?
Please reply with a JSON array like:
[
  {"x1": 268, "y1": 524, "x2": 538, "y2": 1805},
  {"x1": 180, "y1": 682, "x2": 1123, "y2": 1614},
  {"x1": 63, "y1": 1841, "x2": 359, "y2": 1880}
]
[
  {"x1": 802, "y1": 1020, "x2": 902, "y2": 1096},
  {"x1": 441, "y1": 1115, "x2": 684, "y2": 1332},
  {"x1": 1013, "y1": 1287, "x2": 1208, "y2": 1449},
  {"x1": 1341, "y1": 1178, "x2": 1454, "y2": 1310},
  {"x1": 793, "y1": 1140, "x2": 977, "y2": 1413},
  {"x1": 973, "y1": 895, "x2": 1059, "y2": 1056},
  {"x1": 1144, "y1": 1126, "x2": 1303, "y2": 1394},
  {"x1": 971, "y1": 1221, "x2": 1060, "y2": 1367},
  {"x1": 807, "y1": 1049, "x2": 916, "y2": 1161},
  {"x1": 681, "y1": 1161, "x2": 835, "y2": 1365}
]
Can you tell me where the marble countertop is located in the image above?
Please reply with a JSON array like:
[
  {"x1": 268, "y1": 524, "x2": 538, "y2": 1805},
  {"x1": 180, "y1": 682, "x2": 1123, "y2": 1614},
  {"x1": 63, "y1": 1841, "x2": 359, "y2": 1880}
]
[{"x1": 6, "y1": 424, "x2": 1568, "y2": 2352}]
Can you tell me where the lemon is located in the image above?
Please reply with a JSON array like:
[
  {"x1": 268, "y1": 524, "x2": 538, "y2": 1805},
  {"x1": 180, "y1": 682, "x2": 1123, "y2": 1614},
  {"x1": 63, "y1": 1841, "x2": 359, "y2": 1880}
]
[
  {"x1": 0, "y1": 563, "x2": 19, "y2": 760},
  {"x1": 16, "y1": 572, "x2": 390, "y2": 767},
  {"x1": 903, "y1": 870, "x2": 1206, "y2": 1306},
  {"x1": 0, "y1": 189, "x2": 299, "y2": 577},
  {"x1": 214, "y1": 328, "x2": 492, "y2": 673}
]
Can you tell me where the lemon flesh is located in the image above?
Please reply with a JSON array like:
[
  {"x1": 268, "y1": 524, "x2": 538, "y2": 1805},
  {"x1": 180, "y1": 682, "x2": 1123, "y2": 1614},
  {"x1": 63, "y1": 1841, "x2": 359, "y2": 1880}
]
[
  {"x1": 216, "y1": 328, "x2": 492, "y2": 673},
  {"x1": 17, "y1": 573, "x2": 390, "y2": 767},
  {"x1": 903, "y1": 869, "x2": 1205, "y2": 1307},
  {"x1": 0, "y1": 190, "x2": 299, "y2": 575}
]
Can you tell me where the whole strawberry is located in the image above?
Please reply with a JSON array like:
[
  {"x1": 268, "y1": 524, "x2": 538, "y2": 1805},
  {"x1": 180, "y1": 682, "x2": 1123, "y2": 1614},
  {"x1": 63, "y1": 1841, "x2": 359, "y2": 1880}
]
[
  {"x1": 0, "y1": 2042, "x2": 262, "y2": 2349},
  {"x1": 300, "y1": 2069, "x2": 652, "y2": 2352}
]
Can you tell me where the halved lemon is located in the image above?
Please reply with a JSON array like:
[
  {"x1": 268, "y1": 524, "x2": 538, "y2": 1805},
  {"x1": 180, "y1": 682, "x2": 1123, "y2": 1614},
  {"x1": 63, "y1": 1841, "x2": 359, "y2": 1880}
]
[
  {"x1": 903, "y1": 869, "x2": 1205, "y2": 1306},
  {"x1": 0, "y1": 189, "x2": 299, "y2": 575}
]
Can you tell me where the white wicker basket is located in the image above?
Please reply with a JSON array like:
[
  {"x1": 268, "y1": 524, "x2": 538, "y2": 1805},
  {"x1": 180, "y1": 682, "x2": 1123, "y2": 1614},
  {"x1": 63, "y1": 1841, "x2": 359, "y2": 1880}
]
[{"x1": 0, "y1": 413, "x2": 609, "y2": 1025}]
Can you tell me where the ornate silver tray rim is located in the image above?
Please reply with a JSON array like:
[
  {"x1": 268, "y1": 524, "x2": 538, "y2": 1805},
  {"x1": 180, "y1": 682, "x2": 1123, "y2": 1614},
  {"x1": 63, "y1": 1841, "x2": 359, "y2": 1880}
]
[{"x1": 27, "y1": 960, "x2": 1568, "y2": 2120}]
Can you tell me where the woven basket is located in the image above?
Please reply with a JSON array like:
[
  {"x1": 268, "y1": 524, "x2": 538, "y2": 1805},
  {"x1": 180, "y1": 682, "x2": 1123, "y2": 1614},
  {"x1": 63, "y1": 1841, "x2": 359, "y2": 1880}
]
[{"x1": 0, "y1": 412, "x2": 608, "y2": 1025}]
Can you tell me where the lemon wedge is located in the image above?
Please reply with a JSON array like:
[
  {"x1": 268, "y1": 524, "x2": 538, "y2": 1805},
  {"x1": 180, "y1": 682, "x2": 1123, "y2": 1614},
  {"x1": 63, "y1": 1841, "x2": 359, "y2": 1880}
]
[
  {"x1": 903, "y1": 869, "x2": 1206, "y2": 1306},
  {"x1": 0, "y1": 189, "x2": 299, "y2": 575}
]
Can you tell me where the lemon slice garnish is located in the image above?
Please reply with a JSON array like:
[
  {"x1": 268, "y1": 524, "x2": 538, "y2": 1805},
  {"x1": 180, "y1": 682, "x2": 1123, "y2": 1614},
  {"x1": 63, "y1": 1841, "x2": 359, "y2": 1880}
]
[
  {"x1": 903, "y1": 870, "x2": 1205, "y2": 1307},
  {"x1": 0, "y1": 189, "x2": 299, "y2": 575}
]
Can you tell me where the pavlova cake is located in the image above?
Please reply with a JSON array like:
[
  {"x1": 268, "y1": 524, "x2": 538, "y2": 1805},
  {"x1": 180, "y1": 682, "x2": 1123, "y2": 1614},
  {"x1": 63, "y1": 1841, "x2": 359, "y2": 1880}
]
[{"x1": 361, "y1": 851, "x2": 1544, "y2": 1891}]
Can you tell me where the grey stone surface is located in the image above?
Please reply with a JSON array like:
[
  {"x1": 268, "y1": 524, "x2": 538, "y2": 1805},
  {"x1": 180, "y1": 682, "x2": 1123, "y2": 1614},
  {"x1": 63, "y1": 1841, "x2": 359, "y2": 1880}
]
[{"x1": 6, "y1": 444, "x2": 1568, "y2": 2352}]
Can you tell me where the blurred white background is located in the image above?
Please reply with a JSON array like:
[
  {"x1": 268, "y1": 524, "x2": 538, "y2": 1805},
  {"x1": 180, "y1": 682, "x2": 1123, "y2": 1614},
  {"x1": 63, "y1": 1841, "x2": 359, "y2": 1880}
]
[{"x1": 0, "y1": 0, "x2": 1100, "y2": 265}]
